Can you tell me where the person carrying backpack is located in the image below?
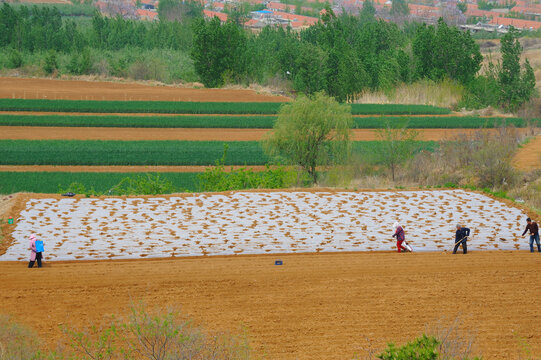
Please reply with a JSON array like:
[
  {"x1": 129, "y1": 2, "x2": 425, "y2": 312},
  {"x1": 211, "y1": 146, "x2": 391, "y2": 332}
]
[
  {"x1": 28, "y1": 234, "x2": 44, "y2": 268},
  {"x1": 453, "y1": 224, "x2": 470, "y2": 254},
  {"x1": 521, "y1": 217, "x2": 540, "y2": 253},
  {"x1": 392, "y1": 222, "x2": 408, "y2": 253}
]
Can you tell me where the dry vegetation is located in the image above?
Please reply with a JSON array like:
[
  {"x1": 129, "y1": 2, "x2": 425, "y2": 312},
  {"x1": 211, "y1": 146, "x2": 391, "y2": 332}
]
[{"x1": 354, "y1": 80, "x2": 465, "y2": 109}]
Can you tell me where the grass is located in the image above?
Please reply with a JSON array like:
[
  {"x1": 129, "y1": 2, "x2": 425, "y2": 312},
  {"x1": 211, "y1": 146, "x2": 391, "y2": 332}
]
[
  {"x1": 0, "y1": 172, "x2": 200, "y2": 194},
  {"x1": 0, "y1": 140, "x2": 437, "y2": 166},
  {"x1": 0, "y1": 99, "x2": 451, "y2": 115},
  {"x1": 1, "y1": 114, "x2": 533, "y2": 128}
]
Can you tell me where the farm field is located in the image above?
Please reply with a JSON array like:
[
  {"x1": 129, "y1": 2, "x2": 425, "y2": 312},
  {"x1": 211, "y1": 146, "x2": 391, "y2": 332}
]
[
  {"x1": 0, "y1": 251, "x2": 540, "y2": 359},
  {"x1": 0, "y1": 114, "x2": 537, "y2": 128},
  {"x1": 0, "y1": 77, "x2": 289, "y2": 102},
  {"x1": 0, "y1": 189, "x2": 530, "y2": 261},
  {"x1": 0, "y1": 171, "x2": 200, "y2": 194},
  {"x1": 513, "y1": 134, "x2": 541, "y2": 170},
  {"x1": 0, "y1": 99, "x2": 451, "y2": 115},
  {"x1": 0, "y1": 140, "x2": 437, "y2": 166},
  {"x1": 0, "y1": 126, "x2": 533, "y2": 141}
]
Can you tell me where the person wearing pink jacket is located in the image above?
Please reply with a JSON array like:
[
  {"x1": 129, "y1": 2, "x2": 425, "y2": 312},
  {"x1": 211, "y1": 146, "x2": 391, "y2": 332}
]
[{"x1": 28, "y1": 234, "x2": 43, "y2": 268}]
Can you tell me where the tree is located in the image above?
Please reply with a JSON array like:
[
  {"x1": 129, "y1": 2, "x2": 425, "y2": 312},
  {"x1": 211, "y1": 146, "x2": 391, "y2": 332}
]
[
  {"x1": 391, "y1": 0, "x2": 410, "y2": 17},
  {"x1": 376, "y1": 122, "x2": 419, "y2": 181},
  {"x1": 413, "y1": 19, "x2": 481, "y2": 84},
  {"x1": 498, "y1": 27, "x2": 537, "y2": 111},
  {"x1": 43, "y1": 50, "x2": 57, "y2": 75},
  {"x1": 360, "y1": 0, "x2": 376, "y2": 23},
  {"x1": 191, "y1": 17, "x2": 247, "y2": 88},
  {"x1": 158, "y1": 0, "x2": 202, "y2": 23},
  {"x1": 263, "y1": 93, "x2": 353, "y2": 183},
  {"x1": 292, "y1": 42, "x2": 327, "y2": 95}
]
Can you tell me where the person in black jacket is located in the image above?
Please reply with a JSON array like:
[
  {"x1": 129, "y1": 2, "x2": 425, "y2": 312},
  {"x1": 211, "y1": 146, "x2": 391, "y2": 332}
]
[
  {"x1": 453, "y1": 224, "x2": 470, "y2": 254},
  {"x1": 521, "y1": 217, "x2": 540, "y2": 253}
]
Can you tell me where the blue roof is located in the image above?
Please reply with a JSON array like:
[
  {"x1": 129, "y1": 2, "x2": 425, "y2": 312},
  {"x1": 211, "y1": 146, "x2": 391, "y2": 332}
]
[{"x1": 255, "y1": 10, "x2": 273, "y2": 14}]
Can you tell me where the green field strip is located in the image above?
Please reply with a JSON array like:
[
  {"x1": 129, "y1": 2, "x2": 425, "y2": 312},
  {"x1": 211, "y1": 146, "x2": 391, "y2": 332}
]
[
  {"x1": 0, "y1": 172, "x2": 200, "y2": 194},
  {"x1": 1, "y1": 114, "x2": 534, "y2": 128},
  {"x1": 0, "y1": 99, "x2": 451, "y2": 115},
  {"x1": 0, "y1": 140, "x2": 437, "y2": 166}
]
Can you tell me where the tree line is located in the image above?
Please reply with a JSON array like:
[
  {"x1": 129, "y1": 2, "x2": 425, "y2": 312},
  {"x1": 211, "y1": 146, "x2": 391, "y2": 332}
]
[{"x1": 0, "y1": 2, "x2": 536, "y2": 111}]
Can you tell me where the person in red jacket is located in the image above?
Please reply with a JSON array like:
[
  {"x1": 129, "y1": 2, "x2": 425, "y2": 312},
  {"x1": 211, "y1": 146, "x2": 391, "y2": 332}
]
[{"x1": 392, "y1": 222, "x2": 408, "y2": 253}]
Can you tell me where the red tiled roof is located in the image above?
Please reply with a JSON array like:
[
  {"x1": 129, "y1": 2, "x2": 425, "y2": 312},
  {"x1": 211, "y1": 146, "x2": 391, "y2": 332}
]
[
  {"x1": 489, "y1": 16, "x2": 541, "y2": 29},
  {"x1": 465, "y1": 8, "x2": 502, "y2": 17},
  {"x1": 271, "y1": 10, "x2": 319, "y2": 25},
  {"x1": 409, "y1": 3, "x2": 440, "y2": 16},
  {"x1": 267, "y1": 2, "x2": 291, "y2": 11},
  {"x1": 203, "y1": 9, "x2": 228, "y2": 21},
  {"x1": 136, "y1": 8, "x2": 158, "y2": 20},
  {"x1": 510, "y1": 5, "x2": 541, "y2": 14}
]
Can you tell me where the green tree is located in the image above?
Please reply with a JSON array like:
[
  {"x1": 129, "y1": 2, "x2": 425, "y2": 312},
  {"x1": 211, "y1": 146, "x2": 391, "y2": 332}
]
[
  {"x1": 191, "y1": 17, "x2": 247, "y2": 88},
  {"x1": 390, "y1": 0, "x2": 409, "y2": 17},
  {"x1": 413, "y1": 19, "x2": 481, "y2": 84},
  {"x1": 376, "y1": 122, "x2": 419, "y2": 181},
  {"x1": 498, "y1": 27, "x2": 537, "y2": 111},
  {"x1": 457, "y1": 1, "x2": 467, "y2": 13},
  {"x1": 158, "y1": 0, "x2": 203, "y2": 23},
  {"x1": 263, "y1": 92, "x2": 353, "y2": 183},
  {"x1": 293, "y1": 42, "x2": 327, "y2": 95},
  {"x1": 360, "y1": 0, "x2": 376, "y2": 22},
  {"x1": 43, "y1": 50, "x2": 57, "y2": 75}
]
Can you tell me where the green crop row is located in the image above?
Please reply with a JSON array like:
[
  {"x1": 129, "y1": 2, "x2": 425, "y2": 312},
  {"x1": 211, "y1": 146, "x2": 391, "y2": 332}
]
[
  {"x1": 0, "y1": 114, "x2": 277, "y2": 128},
  {"x1": 0, "y1": 140, "x2": 437, "y2": 166},
  {"x1": 0, "y1": 114, "x2": 537, "y2": 128},
  {"x1": 0, "y1": 172, "x2": 199, "y2": 194},
  {"x1": 0, "y1": 99, "x2": 451, "y2": 115}
]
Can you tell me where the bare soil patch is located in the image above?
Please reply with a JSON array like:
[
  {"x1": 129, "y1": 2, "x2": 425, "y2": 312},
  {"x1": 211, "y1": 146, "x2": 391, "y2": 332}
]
[
  {"x1": 0, "y1": 252, "x2": 539, "y2": 359},
  {"x1": 0, "y1": 127, "x2": 531, "y2": 141},
  {"x1": 0, "y1": 77, "x2": 289, "y2": 102},
  {"x1": 513, "y1": 134, "x2": 541, "y2": 171}
]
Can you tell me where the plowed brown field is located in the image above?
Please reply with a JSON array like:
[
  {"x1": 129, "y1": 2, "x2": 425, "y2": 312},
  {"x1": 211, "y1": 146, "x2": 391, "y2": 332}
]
[
  {"x1": 513, "y1": 134, "x2": 541, "y2": 171},
  {"x1": 0, "y1": 77, "x2": 289, "y2": 102},
  {"x1": 0, "y1": 127, "x2": 531, "y2": 141},
  {"x1": 1, "y1": 252, "x2": 540, "y2": 359}
]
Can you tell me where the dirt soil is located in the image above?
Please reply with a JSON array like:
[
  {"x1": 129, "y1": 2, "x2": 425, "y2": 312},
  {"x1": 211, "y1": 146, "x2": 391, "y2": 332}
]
[
  {"x1": 0, "y1": 78, "x2": 289, "y2": 102},
  {"x1": 513, "y1": 134, "x2": 541, "y2": 171},
  {"x1": 0, "y1": 127, "x2": 532, "y2": 141},
  {"x1": 0, "y1": 251, "x2": 540, "y2": 359}
]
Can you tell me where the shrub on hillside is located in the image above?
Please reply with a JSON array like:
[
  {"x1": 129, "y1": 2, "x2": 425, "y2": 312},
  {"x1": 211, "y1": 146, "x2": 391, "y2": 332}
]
[
  {"x1": 406, "y1": 127, "x2": 521, "y2": 190},
  {"x1": 63, "y1": 304, "x2": 251, "y2": 360},
  {"x1": 0, "y1": 315, "x2": 40, "y2": 360}
]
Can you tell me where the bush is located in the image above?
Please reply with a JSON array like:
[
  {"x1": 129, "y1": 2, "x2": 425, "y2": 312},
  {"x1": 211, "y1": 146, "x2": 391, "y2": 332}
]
[
  {"x1": 406, "y1": 127, "x2": 521, "y2": 190},
  {"x1": 0, "y1": 315, "x2": 40, "y2": 360},
  {"x1": 378, "y1": 335, "x2": 440, "y2": 360},
  {"x1": 7, "y1": 50, "x2": 23, "y2": 69},
  {"x1": 197, "y1": 145, "x2": 297, "y2": 191},
  {"x1": 43, "y1": 50, "x2": 58, "y2": 75},
  {"x1": 59, "y1": 173, "x2": 179, "y2": 196},
  {"x1": 63, "y1": 303, "x2": 251, "y2": 360}
]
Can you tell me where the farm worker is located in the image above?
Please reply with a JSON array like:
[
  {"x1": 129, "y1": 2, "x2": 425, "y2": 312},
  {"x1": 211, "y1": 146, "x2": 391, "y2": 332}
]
[
  {"x1": 392, "y1": 222, "x2": 407, "y2": 253},
  {"x1": 521, "y1": 217, "x2": 540, "y2": 253},
  {"x1": 28, "y1": 234, "x2": 44, "y2": 268},
  {"x1": 453, "y1": 224, "x2": 470, "y2": 254}
]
